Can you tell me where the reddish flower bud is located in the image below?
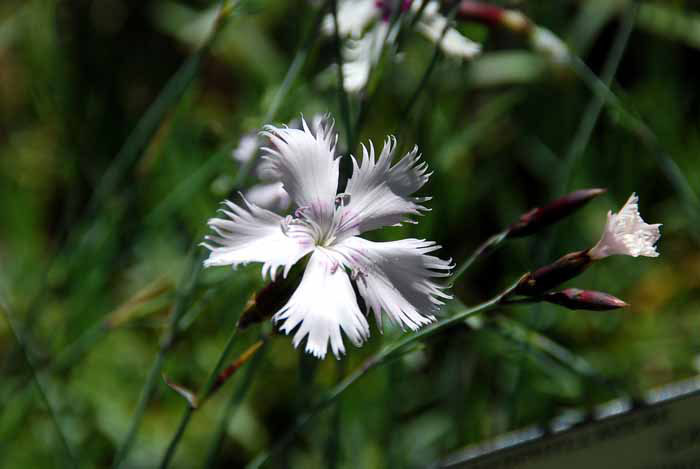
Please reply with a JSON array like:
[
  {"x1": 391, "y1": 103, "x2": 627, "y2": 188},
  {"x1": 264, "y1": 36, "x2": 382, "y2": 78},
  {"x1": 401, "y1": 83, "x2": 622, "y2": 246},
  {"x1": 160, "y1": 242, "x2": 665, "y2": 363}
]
[
  {"x1": 544, "y1": 288, "x2": 629, "y2": 311},
  {"x1": 237, "y1": 276, "x2": 298, "y2": 329},
  {"x1": 515, "y1": 250, "x2": 592, "y2": 295},
  {"x1": 508, "y1": 188, "x2": 607, "y2": 238},
  {"x1": 457, "y1": 1, "x2": 531, "y2": 32}
]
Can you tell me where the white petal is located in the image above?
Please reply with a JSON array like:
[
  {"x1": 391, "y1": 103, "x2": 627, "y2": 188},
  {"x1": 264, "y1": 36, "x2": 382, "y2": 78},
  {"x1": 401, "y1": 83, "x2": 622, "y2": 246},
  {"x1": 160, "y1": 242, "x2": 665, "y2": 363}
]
[
  {"x1": 260, "y1": 117, "x2": 339, "y2": 227},
  {"x1": 322, "y1": 0, "x2": 378, "y2": 38},
  {"x1": 589, "y1": 193, "x2": 662, "y2": 260},
  {"x1": 202, "y1": 197, "x2": 314, "y2": 280},
  {"x1": 414, "y1": 2, "x2": 480, "y2": 59},
  {"x1": 334, "y1": 137, "x2": 431, "y2": 238},
  {"x1": 331, "y1": 236, "x2": 453, "y2": 331},
  {"x1": 342, "y1": 22, "x2": 389, "y2": 93},
  {"x1": 232, "y1": 133, "x2": 258, "y2": 163},
  {"x1": 243, "y1": 182, "x2": 291, "y2": 213},
  {"x1": 274, "y1": 249, "x2": 370, "y2": 359}
]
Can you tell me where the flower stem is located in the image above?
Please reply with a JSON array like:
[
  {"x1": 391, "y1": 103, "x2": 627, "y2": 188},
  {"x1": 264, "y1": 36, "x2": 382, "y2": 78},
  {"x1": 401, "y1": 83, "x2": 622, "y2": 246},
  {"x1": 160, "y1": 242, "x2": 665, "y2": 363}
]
[
  {"x1": 0, "y1": 292, "x2": 78, "y2": 469},
  {"x1": 111, "y1": 249, "x2": 204, "y2": 469},
  {"x1": 349, "y1": 7, "x2": 407, "y2": 153},
  {"x1": 555, "y1": 3, "x2": 638, "y2": 196},
  {"x1": 400, "y1": 3, "x2": 460, "y2": 119},
  {"x1": 323, "y1": 358, "x2": 346, "y2": 469},
  {"x1": 451, "y1": 230, "x2": 508, "y2": 284},
  {"x1": 330, "y1": 0, "x2": 354, "y2": 152},
  {"x1": 203, "y1": 342, "x2": 267, "y2": 468},
  {"x1": 534, "y1": 3, "x2": 637, "y2": 273},
  {"x1": 570, "y1": 57, "x2": 700, "y2": 240},
  {"x1": 159, "y1": 325, "x2": 242, "y2": 469}
]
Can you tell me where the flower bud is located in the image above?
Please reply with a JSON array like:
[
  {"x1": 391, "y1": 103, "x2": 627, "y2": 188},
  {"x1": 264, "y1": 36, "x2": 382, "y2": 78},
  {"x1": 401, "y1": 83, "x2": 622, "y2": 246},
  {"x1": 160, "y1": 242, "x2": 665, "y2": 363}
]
[
  {"x1": 237, "y1": 275, "x2": 298, "y2": 329},
  {"x1": 515, "y1": 250, "x2": 592, "y2": 296},
  {"x1": 544, "y1": 288, "x2": 629, "y2": 311},
  {"x1": 457, "y1": 1, "x2": 531, "y2": 32},
  {"x1": 507, "y1": 188, "x2": 606, "y2": 238}
]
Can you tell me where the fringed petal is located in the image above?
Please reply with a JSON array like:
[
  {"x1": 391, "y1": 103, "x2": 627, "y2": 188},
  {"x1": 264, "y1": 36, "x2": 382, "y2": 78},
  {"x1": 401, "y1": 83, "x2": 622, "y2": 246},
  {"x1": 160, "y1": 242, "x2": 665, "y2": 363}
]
[
  {"x1": 589, "y1": 193, "x2": 661, "y2": 260},
  {"x1": 260, "y1": 117, "x2": 339, "y2": 229},
  {"x1": 334, "y1": 136, "x2": 431, "y2": 238},
  {"x1": 202, "y1": 197, "x2": 314, "y2": 280},
  {"x1": 274, "y1": 249, "x2": 370, "y2": 359},
  {"x1": 332, "y1": 236, "x2": 453, "y2": 331}
]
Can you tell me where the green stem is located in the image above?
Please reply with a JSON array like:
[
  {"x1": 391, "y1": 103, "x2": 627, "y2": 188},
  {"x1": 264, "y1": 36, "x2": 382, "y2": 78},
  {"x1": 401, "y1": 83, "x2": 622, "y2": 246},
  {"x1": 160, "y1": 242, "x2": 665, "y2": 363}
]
[
  {"x1": 80, "y1": 0, "x2": 238, "y2": 240},
  {"x1": 263, "y1": 1, "x2": 328, "y2": 126},
  {"x1": 1, "y1": 319, "x2": 108, "y2": 406},
  {"x1": 323, "y1": 359, "x2": 346, "y2": 469},
  {"x1": 330, "y1": 0, "x2": 354, "y2": 150},
  {"x1": 555, "y1": 3, "x2": 638, "y2": 196},
  {"x1": 0, "y1": 294, "x2": 77, "y2": 469},
  {"x1": 570, "y1": 56, "x2": 700, "y2": 239},
  {"x1": 159, "y1": 325, "x2": 241, "y2": 469},
  {"x1": 203, "y1": 343, "x2": 267, "y2": 468},
  {"x1": 451, "y1": 231, "x2": 508, "y2": 284},
  {"x1": 349, "y1": 7, "x2": 407, "y2": 153},
  {"x1": 536, "y1": 2, "x2": 637, "y2": 267},
  {"x1": 111, "y1": 251, "x2": 204, "y2": 469},
  {"x1": 0, "y1": 0, "x2": 238, "y2": 411},
  {"x1": 400, "y1": 2, "x2": 460, "y2": 119},
  {"x1": 493, "y1": 316, "x2": 598, "y2": 379}
]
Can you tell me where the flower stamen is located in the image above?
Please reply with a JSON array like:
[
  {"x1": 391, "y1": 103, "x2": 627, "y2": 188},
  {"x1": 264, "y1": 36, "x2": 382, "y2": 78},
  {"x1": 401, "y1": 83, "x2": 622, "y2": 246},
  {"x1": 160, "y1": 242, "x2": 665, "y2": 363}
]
[{"x1": 335, "y1": 193, "x2": 351, "y2": 208}]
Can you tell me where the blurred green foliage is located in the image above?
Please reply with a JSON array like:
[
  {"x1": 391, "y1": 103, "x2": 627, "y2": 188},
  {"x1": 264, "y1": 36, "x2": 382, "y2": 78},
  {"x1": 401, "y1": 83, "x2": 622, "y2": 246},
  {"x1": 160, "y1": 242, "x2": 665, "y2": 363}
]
[{"x1": 1, "y1": 0, "x2": 700, "y2": 468}]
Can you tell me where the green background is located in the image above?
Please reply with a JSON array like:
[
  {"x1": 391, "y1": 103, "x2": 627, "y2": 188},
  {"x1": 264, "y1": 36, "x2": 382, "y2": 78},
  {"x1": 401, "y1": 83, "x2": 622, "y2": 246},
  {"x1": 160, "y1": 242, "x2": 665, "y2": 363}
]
[{"x1": 1, "y1": 1, "x2": 698, "y2": 467}]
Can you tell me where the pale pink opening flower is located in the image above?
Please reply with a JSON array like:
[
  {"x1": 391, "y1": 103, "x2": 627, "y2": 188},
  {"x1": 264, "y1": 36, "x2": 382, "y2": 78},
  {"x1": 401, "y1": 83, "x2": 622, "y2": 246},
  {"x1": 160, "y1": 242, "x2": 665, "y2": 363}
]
[
  {"x1": 588, "y1": 193, "x2": 661, "y2": 260},
  {"x1": 203, "y1": 116, "x2": 453, "y2": 358}
]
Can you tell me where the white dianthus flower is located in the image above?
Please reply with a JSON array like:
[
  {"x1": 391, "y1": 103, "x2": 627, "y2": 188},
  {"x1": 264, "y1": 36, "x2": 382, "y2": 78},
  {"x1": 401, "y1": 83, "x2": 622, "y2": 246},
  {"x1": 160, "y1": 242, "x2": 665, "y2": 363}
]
[
  {"x1": 588, "y1": 193, "x2": 661, "y2": 260},
  {"x1": 204, "y1": 116, "x2": 453, "y2": 359}
]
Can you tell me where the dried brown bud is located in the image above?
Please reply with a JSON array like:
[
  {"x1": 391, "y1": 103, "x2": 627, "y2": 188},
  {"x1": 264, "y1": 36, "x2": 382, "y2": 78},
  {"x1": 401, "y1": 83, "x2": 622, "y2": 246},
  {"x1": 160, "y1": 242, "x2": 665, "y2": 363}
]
[
  {"x1": 544, "y1": 289, "x2": 629, "y2": 311},
  {"x1": 507, "y1": 188, "x2": 607, "y2": 238},
  {"x1": 515, "y1": 250, "x2": 592, "y2": 295},
  {"x1": 237, "y1": 274, "x2": 299, "y2": 329}
]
